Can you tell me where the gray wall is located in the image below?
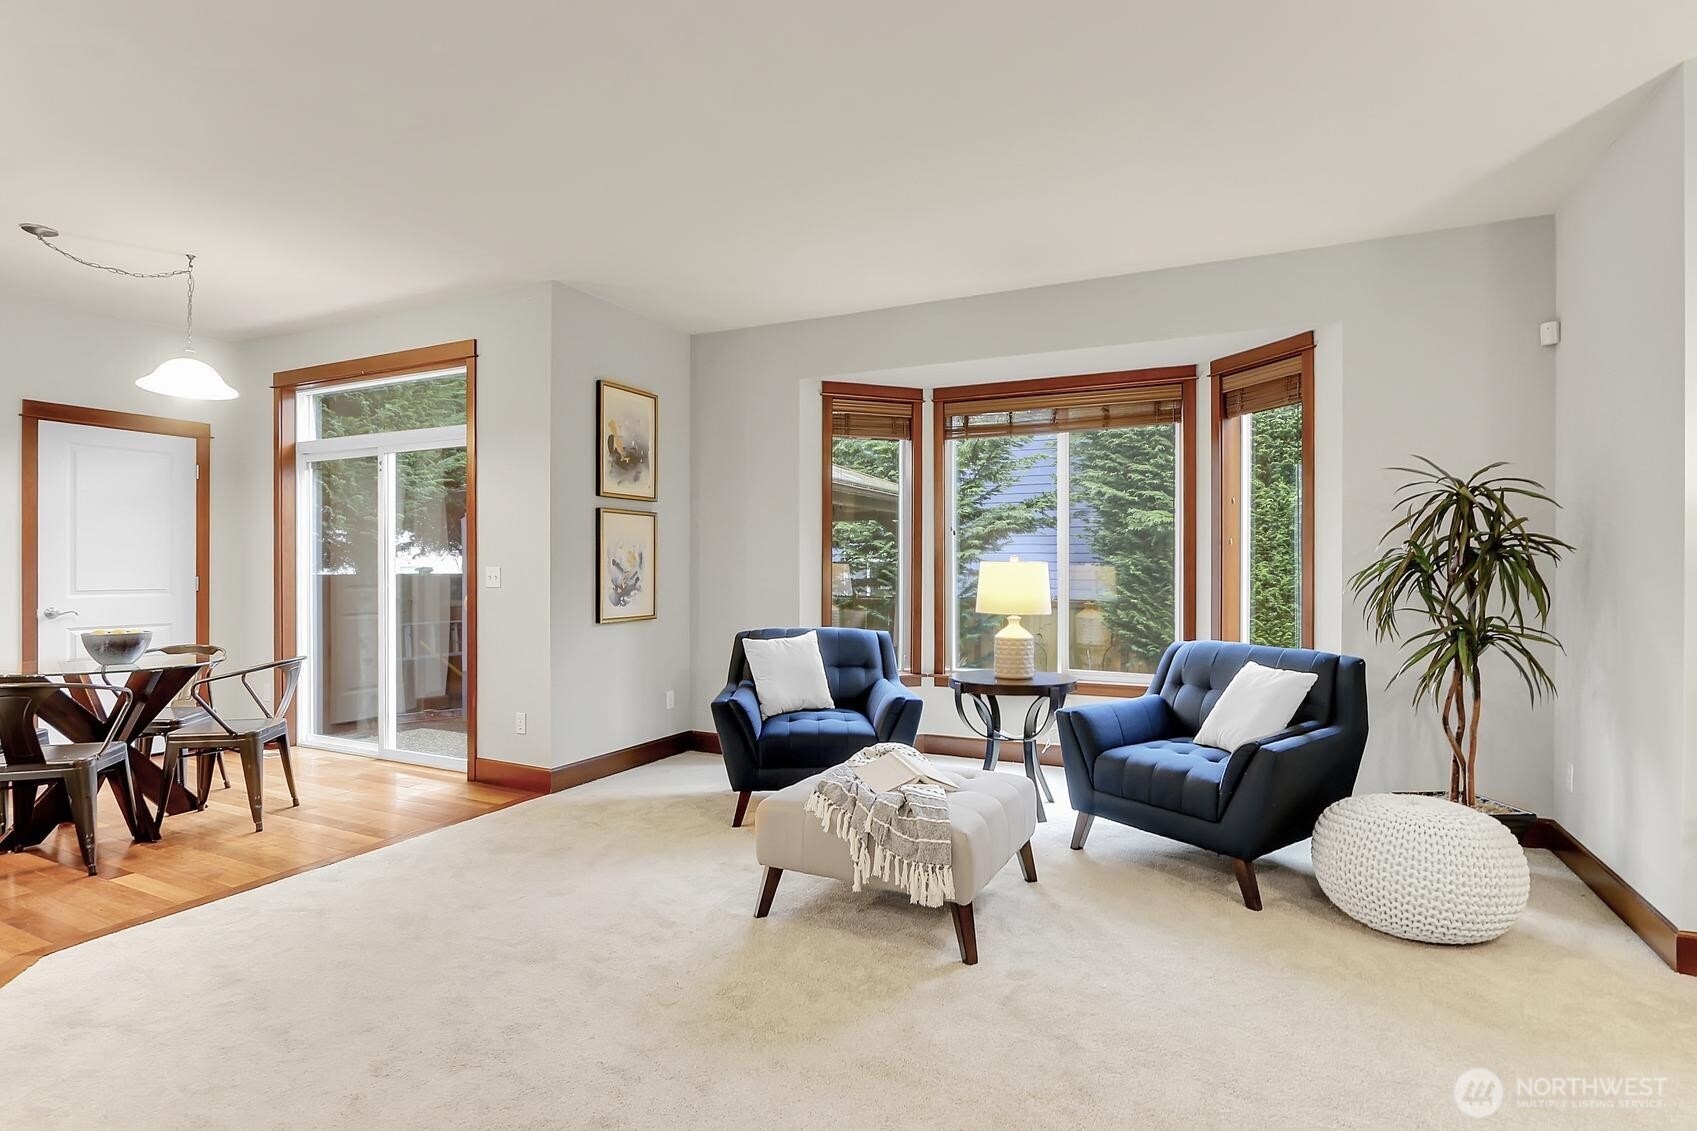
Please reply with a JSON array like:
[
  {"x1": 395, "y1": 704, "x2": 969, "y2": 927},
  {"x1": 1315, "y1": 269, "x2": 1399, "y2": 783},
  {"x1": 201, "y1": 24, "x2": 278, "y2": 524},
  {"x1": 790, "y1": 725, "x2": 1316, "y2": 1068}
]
[
  {"x1": 549, "y1": 283, "x2": 693, "y2": 763},
  {"x1": 1553, "y1": 67, "x2": 1694, "y2": 923},
  {"x1": 691, "y1": 218, "x2": 1559, "y2": 809}
]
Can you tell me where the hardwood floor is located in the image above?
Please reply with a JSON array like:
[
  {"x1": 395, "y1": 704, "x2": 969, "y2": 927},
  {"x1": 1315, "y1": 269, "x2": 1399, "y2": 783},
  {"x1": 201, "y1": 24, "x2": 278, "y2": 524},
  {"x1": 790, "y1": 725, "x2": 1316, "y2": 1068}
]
[{"x1": 0, "y1": 746, "x2": 535, "y2": 988}]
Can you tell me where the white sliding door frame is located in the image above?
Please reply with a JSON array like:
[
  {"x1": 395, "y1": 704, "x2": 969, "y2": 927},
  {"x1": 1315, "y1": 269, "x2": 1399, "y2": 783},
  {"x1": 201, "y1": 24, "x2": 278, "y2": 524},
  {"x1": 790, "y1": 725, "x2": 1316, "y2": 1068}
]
[{"x1": 296, "y1": 423, "x2": 467, "y2": 771}]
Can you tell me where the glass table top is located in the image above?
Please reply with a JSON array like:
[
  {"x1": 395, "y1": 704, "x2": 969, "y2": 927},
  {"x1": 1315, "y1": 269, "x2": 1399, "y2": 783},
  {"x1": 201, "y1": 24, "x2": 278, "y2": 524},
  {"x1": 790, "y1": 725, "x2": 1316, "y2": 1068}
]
[{"x1": 0, "y1": 651, "x2": 221, "y2": 678}]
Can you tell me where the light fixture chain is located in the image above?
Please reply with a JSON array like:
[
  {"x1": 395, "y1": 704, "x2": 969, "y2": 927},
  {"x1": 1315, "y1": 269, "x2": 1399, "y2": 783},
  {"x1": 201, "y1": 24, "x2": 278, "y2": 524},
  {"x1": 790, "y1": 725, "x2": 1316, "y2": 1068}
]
[
  {"x1": 184, "y1": 254, "x2": 195, "y2": 352},
  {"x1": 25, "y1": 229, "x2": 193, "y2": 280}
]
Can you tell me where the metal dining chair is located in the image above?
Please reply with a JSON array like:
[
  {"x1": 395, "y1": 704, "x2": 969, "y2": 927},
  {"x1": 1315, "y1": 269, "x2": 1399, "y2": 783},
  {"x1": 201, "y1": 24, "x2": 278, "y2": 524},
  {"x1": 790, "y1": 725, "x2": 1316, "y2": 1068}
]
[
  {"x1": 0, "y1": 681, "x2": 141, "y2": 875},
  {"x1": 139, "y1": 643, "x2": 230, "y2": 790},
  {"x1": 0, "y1": 725, "x2": 50, "y2": 837},
  {"x1": 159, "y1": 657, "x2": 305, "y2": 833}
]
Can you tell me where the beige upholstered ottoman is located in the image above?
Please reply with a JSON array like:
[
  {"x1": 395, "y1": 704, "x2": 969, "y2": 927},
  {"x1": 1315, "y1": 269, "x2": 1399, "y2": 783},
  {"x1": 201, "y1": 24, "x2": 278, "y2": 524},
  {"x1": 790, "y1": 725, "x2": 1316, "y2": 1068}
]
[{"x1": 752, "y1": 766, "x2": 1039, "y2": 964}]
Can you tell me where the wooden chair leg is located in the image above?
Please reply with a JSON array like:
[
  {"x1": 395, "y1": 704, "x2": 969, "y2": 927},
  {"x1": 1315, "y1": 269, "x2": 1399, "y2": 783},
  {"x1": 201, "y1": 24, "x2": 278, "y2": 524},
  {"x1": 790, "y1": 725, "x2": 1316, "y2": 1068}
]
[
  {"x1": 948, "y1": 902, "x2": 978, "y2": 965},
  {"x1": 754, "y1": 866, "x2": 783, "y2": 918},
  {"x1": 731, "y1": 790, "x2": 752, "y2": 828},
  {"x1": 65, "y1": 766, "x2": 100, "y2": 876},
  {"x1": 1232, "y1": 857, "x2": 1263, "y2": 911},
  {"x1": 1071, "y1": 812, "x2": 1094, "y2": 850},
  {"x1": 1017, "y1": 841, "x2": 1037, "y2": 882},
  {"x1": 275, "y1": 734, "x2": 299, "y2": 807},
  {"x1": 238, "y1": 737, "x2": 265, "y2": 832}
]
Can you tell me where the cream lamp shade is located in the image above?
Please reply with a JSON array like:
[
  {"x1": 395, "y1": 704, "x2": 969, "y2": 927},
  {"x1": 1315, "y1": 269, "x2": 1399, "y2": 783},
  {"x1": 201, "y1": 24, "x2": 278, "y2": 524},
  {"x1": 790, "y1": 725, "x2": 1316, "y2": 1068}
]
[
  {"x1": 976, "y1": 557, "x2": 1050, "y2": 679},
  {"x1": 976, "y1": 558, "x2": 1052, "y2": 616}
]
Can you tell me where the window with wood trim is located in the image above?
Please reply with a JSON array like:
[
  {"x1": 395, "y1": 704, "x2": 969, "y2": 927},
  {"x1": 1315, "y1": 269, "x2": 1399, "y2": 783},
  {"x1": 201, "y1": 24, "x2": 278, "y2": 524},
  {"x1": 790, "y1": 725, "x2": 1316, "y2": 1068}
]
[
  {"x1": 821, "y1": 383, "x2": 922, "y2": 670},
  {"x1": 934, "y1": 369, "x2": 1197, "y2": 682},
  {"x1": 1212, "y1": 332, "x2": 1315, "y2": 648}
]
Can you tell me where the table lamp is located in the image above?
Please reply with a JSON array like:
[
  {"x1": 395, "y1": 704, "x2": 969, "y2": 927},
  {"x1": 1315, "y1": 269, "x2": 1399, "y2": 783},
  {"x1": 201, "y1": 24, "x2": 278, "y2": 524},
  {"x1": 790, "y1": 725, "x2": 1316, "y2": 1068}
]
[{"x1": 975, "y1": 557, "x2": 1051, "y2": 680}]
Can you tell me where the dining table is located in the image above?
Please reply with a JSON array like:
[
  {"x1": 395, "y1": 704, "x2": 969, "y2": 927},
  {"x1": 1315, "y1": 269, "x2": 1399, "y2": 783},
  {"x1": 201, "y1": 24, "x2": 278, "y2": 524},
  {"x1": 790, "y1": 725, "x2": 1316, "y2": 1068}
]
[{"x1": 0, "y1": 649, "x2": 221, "y2": 849}]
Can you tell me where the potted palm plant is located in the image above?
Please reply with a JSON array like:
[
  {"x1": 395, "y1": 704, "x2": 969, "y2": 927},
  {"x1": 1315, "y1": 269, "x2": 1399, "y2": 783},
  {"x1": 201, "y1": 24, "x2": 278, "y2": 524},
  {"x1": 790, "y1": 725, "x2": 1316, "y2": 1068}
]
[{"x1": 1350, "y1": 458, "x2": 1571, "y2": 814}]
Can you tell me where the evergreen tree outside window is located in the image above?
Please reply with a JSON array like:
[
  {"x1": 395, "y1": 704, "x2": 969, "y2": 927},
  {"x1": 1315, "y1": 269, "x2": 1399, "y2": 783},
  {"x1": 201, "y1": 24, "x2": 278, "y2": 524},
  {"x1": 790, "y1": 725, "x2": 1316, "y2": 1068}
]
[
  {"x1": 1212, "y1": 334, "x2": 1315, "y2": 648},
  {"x1": 822, "y1": 385, "x2": 922, "y2": 670}
]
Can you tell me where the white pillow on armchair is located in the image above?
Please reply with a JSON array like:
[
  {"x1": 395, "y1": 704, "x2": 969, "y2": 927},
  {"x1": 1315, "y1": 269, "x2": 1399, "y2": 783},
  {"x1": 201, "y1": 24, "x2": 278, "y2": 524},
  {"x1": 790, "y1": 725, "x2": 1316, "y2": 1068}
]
[
  {"x1": 1193, "y1": 661, "x2": 1318, "y2": 751},
  {"x1": 742, "y1": 632, "x2": 836, "y2": 719}
]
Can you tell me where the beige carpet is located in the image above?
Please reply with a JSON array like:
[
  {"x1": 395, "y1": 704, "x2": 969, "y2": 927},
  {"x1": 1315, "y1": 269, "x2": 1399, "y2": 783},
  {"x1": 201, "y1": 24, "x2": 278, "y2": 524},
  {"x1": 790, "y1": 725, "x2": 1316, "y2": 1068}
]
[{"x1": 4, "y1": 752, "x2": 1695, "y2": 1128}]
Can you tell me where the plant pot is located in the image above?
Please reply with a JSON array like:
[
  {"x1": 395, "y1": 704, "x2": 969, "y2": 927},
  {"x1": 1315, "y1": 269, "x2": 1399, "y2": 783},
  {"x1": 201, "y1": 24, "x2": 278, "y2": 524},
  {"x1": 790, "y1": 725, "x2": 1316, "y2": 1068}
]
[{"x1": 1394, "y1": 790, "x2": 1535, "y2": 836}]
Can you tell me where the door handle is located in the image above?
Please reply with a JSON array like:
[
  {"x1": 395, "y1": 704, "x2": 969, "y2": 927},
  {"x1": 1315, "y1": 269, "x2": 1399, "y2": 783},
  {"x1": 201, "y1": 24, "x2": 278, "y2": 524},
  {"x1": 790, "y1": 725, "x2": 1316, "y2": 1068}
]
[{"x1": 41, "y1": 606, "x2": 79, "y2": 620}]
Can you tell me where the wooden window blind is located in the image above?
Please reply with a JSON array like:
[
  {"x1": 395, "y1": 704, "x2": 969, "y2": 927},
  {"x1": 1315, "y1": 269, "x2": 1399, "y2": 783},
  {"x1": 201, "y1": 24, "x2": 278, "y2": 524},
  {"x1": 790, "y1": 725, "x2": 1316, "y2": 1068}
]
[
  {"x1": 830, "y1": 397, "x2": 916, "y2": 441},
  {"x1": 940, "y1": 382, "x2": 1185, "y2": 441},
  {"x1": 1219, "y1": 354, "x2": 1303, "y2": 418}
]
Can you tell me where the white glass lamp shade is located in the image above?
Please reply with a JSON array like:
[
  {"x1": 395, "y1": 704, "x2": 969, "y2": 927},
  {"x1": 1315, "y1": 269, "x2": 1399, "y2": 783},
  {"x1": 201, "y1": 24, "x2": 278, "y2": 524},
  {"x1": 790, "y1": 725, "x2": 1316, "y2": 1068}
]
[
  {"x1": 976, "y1": 557, "x2": 1052, "y2": 616},
  {"x1": 136, "y1": 355, "x2": 240, "y2": 400}
]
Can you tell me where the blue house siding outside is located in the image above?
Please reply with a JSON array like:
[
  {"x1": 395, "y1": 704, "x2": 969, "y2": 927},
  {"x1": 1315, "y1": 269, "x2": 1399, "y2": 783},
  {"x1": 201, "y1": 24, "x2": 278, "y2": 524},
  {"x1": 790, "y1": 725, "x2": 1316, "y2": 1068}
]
[{"x1": 970, "y1": 437, "x2": 1107, "y2": 595}]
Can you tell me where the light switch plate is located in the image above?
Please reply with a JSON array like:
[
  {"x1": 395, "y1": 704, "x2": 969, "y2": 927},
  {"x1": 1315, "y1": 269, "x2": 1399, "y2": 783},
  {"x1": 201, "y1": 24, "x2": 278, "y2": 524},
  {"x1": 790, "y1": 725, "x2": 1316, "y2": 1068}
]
[{"x1": 485, "y1": 565, "x2": 502, "y2": 588}]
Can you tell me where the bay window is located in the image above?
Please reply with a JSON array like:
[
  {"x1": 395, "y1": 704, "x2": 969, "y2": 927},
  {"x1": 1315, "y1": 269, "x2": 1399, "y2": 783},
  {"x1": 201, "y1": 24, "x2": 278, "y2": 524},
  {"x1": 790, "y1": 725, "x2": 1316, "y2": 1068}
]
[{"x1": 934, "y1": 369, "x2": 1197, "y2": 685}]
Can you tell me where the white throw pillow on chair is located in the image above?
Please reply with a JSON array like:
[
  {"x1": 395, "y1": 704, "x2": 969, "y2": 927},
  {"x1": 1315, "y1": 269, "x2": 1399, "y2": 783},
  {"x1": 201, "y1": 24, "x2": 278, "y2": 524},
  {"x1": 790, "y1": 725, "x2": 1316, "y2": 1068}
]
[
  {"x1": 1193, "y1": 661, "x2": 1318, "y2": 752},
  {"x1": 742, "y1": 632, "x2": 836, "y2": 719}
]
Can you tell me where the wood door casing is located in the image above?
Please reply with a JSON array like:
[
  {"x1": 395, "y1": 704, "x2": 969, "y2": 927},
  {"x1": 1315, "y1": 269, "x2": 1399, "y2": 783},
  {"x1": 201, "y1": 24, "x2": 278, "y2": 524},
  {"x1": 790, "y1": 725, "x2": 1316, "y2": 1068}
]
[
  {"x1": 272, "y1": 341, "x2": 479, "y2": 779},
  {"x1": 19, "y1": 401, "x2": 211, "y2": 663}
]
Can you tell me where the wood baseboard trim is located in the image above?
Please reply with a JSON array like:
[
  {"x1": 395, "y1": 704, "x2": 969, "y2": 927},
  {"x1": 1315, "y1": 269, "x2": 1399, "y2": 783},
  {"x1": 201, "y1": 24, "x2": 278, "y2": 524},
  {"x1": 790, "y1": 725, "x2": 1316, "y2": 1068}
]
[
  {"x1": 1523, "y1": 818, "x2": 1697, "y2": 976},
  {"x1": 550, "y1": 731, "x2": 696, "y2": 792},
  {"x1": 472, "y1": 758, "x2": 552, "y2": 793},
  {"x1": 687, "y1": 729, "x2": 1061, "y2": 767},
  {"x1": 474, "y1": 731, "x2": 703, "y2": 794},
  {"x1": 916, "y1": 734, "x2": 1064, "y2": 767}
]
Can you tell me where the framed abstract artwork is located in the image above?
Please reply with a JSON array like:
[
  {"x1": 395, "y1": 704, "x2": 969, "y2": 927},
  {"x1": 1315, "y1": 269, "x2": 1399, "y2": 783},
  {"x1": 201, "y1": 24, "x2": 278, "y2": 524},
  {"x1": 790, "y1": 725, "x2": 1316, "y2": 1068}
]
[
  {"x1": 597, "y1": 379, "x2": 658, "y2": 501},
  {"x1": 597, "y1": 507, "x2": 657, "y2": 623}
]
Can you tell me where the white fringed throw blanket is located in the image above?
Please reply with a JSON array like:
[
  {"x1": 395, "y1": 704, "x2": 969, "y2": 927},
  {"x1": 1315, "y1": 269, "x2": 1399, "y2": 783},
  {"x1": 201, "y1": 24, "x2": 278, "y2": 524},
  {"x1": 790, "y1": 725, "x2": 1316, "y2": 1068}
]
[{"x1": 804, "y1": 744, "x2": 955, "y2": 907}]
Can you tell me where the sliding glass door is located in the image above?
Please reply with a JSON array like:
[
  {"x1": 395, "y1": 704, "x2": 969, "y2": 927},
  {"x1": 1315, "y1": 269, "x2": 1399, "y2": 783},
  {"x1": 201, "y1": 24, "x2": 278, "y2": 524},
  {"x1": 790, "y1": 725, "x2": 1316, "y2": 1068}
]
[{"x1": 296, "y1": 368, "x2": 469, "y2": 769}]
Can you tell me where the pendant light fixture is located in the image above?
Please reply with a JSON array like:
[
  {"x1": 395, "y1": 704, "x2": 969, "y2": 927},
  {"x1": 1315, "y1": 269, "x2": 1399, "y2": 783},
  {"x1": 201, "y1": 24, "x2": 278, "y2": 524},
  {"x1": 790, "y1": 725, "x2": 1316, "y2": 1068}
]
[{"x1": 20, "y1": 223, "x2": 239, "y2": 400}]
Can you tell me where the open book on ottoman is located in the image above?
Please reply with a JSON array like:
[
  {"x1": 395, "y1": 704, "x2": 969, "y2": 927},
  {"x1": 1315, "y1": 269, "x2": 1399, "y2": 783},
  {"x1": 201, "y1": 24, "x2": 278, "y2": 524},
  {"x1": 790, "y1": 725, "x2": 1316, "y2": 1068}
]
[{"x1": 850, "y1": 745, "x2": 963, "y2": 793}]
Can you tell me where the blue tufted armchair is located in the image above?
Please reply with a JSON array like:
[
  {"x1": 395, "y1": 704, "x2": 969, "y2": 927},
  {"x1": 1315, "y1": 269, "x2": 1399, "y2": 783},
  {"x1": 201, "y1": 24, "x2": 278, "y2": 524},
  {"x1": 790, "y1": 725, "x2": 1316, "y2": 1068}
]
[
  {"x1": 711, "y1": 628, "x2": 923, "y2": 826},
  {"x1": 1057, "y1": 640, "x2": 1368, "y2": 909}
]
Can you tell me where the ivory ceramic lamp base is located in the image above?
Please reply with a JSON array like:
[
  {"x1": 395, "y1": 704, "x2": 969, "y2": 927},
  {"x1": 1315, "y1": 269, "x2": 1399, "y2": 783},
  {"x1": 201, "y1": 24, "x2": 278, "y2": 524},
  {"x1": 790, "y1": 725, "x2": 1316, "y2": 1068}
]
[
  {"x1": 992, "y1": 614, "x2": 1037, "y2": 680},
  {"x1": 976, "y1": 557, "x2": 1051, "y2": 682}
]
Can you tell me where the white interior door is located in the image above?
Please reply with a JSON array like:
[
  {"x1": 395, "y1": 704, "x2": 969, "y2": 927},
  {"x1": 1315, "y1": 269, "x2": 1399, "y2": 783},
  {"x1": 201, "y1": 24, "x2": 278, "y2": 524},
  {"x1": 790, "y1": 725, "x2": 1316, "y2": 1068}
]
[{"x1": 36, "y1": 421, "x2": 198, "y2": 663}]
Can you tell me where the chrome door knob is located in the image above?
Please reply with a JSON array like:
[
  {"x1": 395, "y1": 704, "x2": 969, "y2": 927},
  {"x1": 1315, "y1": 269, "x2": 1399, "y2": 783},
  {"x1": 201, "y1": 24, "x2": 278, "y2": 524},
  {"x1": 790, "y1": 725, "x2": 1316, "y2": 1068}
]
[{"x1": 41, "y1": 606, "x2": 79, "y2": 620}]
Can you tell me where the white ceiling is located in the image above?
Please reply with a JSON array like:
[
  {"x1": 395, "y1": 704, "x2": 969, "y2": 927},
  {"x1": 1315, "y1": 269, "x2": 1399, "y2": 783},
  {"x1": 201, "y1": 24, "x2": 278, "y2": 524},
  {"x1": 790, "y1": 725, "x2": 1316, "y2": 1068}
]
[{"x1": 4, "y1": 1, "x2": 1695, "y2": 339}]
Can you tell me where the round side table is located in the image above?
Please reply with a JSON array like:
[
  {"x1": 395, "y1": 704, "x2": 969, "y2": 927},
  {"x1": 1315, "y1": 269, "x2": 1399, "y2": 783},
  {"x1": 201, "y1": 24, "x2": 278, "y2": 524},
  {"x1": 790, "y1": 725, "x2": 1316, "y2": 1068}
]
[{"x1": 948, "y1": 670, "x2": 1077, "y2": 823}]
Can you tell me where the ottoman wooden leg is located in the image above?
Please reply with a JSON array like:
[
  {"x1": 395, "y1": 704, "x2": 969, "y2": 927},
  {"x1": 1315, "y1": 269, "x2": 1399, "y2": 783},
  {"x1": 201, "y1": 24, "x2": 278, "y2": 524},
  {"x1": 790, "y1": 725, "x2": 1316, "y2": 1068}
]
[
  {"x1": 1018, "y1": 841, "x2": 1037, "y2": 882},
  {"x1": 754, "y1": 866, "x2": 783, "y2": 918},
  {"x1": 948, "y1": 902, "x2": 978, "y2": 965},
  {"x1": 1232, "y1": 857, "x2": 1263, "y2": 911},
  {"x1": 732, "y1": 790, "x2": 752, "y2": 828}
]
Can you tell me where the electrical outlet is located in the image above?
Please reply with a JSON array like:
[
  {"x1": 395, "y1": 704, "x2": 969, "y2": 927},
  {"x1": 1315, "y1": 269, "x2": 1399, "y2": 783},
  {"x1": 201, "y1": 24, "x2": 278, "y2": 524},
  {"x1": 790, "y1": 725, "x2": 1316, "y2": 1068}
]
[
  {"x1": 666, "y1": 690, "x2": 675, "y2": 710},
  {"x1": 1567, "y1": 762, "x2": 1574, "y2": 792},
  {"x1": 515, "y1": 711, "x2": 527, "y2": 735},
  {"x1": 485, "y1": 565, "x2": 502, "y2": 588}
]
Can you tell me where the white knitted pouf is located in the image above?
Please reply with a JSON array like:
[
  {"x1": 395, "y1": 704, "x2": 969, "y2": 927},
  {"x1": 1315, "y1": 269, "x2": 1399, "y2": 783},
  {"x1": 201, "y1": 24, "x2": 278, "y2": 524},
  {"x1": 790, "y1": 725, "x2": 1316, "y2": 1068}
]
[{"x1": 1310, "y1": 793, "x2": 1530, "y2": 944}]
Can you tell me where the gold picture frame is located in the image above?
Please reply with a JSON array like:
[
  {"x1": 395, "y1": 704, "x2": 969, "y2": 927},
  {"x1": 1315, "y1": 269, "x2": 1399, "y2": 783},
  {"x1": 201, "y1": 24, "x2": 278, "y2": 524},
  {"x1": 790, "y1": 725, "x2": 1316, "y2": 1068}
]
[
  {"x1": 597, "y1": 379, "x2": 658, "y2": 501},
  {"x1": 597, "y1": 507, "x2": 657, "y2": 623}
]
